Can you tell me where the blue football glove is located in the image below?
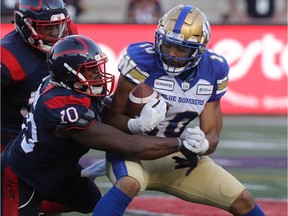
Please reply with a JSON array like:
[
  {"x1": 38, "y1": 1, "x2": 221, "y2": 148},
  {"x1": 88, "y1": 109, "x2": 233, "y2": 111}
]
[{"x1": 172, "y1": 148, "x2": 198, "y2": 176}]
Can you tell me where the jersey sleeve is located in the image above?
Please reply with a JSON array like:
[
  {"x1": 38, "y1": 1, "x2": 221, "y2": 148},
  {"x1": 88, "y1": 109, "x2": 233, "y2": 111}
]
[
  {"x1": 117, "y1": 42, "x2": 155, "y2": 84},
  {"x1": 43, "y1": 93, "x2": 96, "y2": 132},
  {"x1": 1, "y1": 45, "x2": 26, "y2": 85},
  {"x1": 207, "y1": 50, "x2": 229, "y2": 102},
  {"x1": 55, "y1": 108, "x2": 96, "y2": 131}
]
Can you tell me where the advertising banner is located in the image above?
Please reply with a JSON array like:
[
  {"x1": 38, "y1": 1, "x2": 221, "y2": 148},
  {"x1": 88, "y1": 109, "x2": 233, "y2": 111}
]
[{"x1": 1, "y1": 24, "x2": 287, "y2": 114}]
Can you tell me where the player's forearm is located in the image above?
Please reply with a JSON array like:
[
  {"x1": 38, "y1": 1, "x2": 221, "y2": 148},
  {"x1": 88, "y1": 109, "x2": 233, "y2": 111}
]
[
  {"x1": 105, "y1": 112, "x2": 132, "y2": 134},
  {"x1": 204, "y1": 134, "x2": 219, "y2": 155},
  {"x1": 100, "y1": 131, "x2": 180, "y2": 160},
  {"x1": 72, "y1": 122, "x2": 180, "y2": 159},
  {"x1": 123, "y1": 135, "x2": 181, "y2": 160}
]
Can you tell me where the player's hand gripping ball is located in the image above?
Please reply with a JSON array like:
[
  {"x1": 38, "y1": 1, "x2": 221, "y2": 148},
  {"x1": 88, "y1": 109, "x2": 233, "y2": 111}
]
[
  {"x1": 127, "y1": 83, "x2": 159, "y2": 118},
  {"x1": 127, "y1": 83, "x2": 167, "y2": 134}
]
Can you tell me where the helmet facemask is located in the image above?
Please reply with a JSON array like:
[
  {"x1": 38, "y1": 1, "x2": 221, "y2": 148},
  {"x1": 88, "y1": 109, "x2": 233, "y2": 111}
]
[
  {"x1": 64, "y1": 53, "x2": 115, "y2": 97},
  {"x1": 20, "y1": 13, "x2": 70, "y2": 53},
  {"x1": 155, "y1": 28, "x2": 206, "y2": 76}
]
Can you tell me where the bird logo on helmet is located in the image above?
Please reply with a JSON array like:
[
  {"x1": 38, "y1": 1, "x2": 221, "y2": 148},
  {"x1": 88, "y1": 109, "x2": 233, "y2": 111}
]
[{"x1": 154, "y1": 5, "x2": 211, "y2": 76}]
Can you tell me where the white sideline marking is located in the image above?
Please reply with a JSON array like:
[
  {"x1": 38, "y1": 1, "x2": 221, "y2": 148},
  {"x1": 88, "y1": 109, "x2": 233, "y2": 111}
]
[
  {"x1": 219, "y1": 140, "x2": 286, "y2": 150},
  {"x1": 129, "y1": 194, "x2": 287, "y2": 202},
  {"x1": 244, "y1": 183, "x2": 269, "y2": 190},
  {"x1": 126, "y1": 209, "x2": 186, "y2": 216}
]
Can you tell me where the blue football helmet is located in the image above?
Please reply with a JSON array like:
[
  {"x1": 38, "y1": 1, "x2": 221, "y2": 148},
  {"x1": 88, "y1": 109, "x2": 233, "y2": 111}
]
[{"x1": 154, "y1": 5, "x2": 211, "y2": 76}]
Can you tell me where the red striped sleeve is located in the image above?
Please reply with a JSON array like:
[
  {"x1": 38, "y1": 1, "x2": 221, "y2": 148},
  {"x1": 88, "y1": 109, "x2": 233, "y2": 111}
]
[
  {"x1": 1, "y1": 46, "x2": 26, "y2": 81},
  {"x1": 45, "y1": 95, "x2": 91, "y2": 110}
]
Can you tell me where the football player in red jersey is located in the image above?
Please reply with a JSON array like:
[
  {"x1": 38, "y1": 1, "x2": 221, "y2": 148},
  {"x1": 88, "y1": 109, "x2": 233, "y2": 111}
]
[
  {"x1": 1, "y1": 0, "x2": 78, "y2": 152},
  {"x1": 1, "y1": 0, "x2": 78, "y2": 215},
  {"x1": 1, "y1": 34, "x2": 202, "y2": 216},
  {"x1": 92, "y1": 5, "x2": 266, "y2": 216}
]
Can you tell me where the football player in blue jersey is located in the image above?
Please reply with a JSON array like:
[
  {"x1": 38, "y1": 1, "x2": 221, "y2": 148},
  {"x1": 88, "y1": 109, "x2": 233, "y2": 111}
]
[
  {"x1": 1, "y1": 34, "x2": 202, "y2": 216},
  {"x1": 1, "y1": 0, "x2": 78, "y2": 152},
  {"x1": 92, "y1": 5, "x2": 266, "y2": 216}
]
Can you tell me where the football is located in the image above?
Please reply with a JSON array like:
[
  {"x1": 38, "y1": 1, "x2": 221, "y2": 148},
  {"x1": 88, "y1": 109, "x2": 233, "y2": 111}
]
[{"x1": 127, "y1": 83, "x2": 159, "y2": 118}]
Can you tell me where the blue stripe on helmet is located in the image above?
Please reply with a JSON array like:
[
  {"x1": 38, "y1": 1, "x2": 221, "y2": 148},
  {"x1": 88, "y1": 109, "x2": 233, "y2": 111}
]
[{"x1": 173, "y1": 5, "x2": 193, "y2": 33}]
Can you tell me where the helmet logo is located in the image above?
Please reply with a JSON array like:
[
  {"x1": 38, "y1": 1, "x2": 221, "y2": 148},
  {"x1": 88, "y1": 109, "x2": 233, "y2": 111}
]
[
  {"x1": 165, "y1": 30, "x2": 186, "y2": 45},
  {"x1": 166, "y1": 31, "x2": 184, "y2": 41},
  {"x1": 51, "y1": 13, "x2": 65, "y2": 21},
  {"x1": 201, "y1": 21, "x2": 210, "y2": 44}
]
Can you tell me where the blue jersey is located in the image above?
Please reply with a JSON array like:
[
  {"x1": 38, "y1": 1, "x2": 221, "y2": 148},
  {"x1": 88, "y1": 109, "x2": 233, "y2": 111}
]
[
  {"x1": 118, "y1": 42, "x2": 229, "y2": 137},
  {"x1": 3, "y1": 77, "x2": 103, "y2": 196}
]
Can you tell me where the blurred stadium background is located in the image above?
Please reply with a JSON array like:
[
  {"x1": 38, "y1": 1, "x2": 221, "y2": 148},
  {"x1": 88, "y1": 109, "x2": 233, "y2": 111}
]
[
  {"x1": 1, "y1": 0, "x2": 287, "y2": 215},
  {"x1": 1, "y1": 0, "x2": 287, "y2": 24}
]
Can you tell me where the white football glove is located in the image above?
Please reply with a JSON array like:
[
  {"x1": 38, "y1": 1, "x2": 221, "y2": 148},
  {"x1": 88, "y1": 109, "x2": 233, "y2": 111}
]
[
  {"x1": 128, "y1": 97, "x2": 167, "y2": 134},
  {"x1": 182, "y1": 126, "x2": 209, "y2": 155}
]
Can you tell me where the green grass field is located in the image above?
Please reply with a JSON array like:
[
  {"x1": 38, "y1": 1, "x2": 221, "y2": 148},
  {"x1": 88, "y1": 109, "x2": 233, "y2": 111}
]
[{"x1": 63, "y1": 115, "x2": 287, "y2": 216}]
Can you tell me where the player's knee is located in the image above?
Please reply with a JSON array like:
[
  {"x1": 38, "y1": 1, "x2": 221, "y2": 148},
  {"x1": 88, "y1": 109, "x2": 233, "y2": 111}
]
[
  {"x1": 115, "y1": 176, "x2": 141, "y2": 198},
  {"x1": 229, "y1": 189, "x2": 255, "y2": 215}
]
